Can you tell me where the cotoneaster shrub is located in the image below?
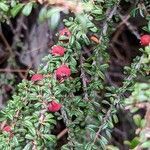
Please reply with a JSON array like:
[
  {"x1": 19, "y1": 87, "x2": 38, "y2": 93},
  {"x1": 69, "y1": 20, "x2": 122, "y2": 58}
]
[{"x1": 0, "y1": 0, "x2": 150, "y2": 150}]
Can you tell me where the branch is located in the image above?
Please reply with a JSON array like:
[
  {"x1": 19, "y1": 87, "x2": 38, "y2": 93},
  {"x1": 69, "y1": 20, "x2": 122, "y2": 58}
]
[
  {"x1": 80, "y1": 55, "x2": 89, "y2": 101},
  {"x1": 0, "y1": 68, "x2": 28, "y2": 73},
  {"x1": 91, "y1": 0, "x2": 143, "y2": 145},
  {"x1": 0, "y1": 29, "x2": 13, "y2": 56},
  {"x1": 57, "y1": 128, "x2": 68, "y2": 140},
  {"x1": 99, "y1": 4, "x2": 118, "y2": 41},
  {"x1": 93, "y1": 3, "x2": 119, "y2": 144},
  {"x1": 61, "y1": 107, "x2": 74, "y2": 150},
  {"x1": 93, "y1": 107, "x2": 112, "y2": 144},
  {"x1": 93, "y1": 55, "x2": 144, "y2": 144},
  {"x1": 118, "y1": 13, "x2": 140, "y2": 39}
]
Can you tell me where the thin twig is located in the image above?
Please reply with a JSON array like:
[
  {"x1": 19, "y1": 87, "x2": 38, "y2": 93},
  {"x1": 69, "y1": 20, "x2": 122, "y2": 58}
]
[
  {"x1": 80, "y1": 55, "x2": 89, "y2": 101},
  {"x1": 0, "y1": 68, "x2": 28, "y2": 73},
  {"x1": 57, "y1": 128, "x2": 68, "y2": 140},
  {"x1": 61, "y1": 107, "x2": 74, "y2": 150},
  {"x1": 116, "y1": 14, "x2": 130, "y2": 28},
  {"x1": 118, "y1": 13, "x2": 140, "y2": 39},
  {"x1": 93, "y1": 107, "x2": 112, "y2": 144},
  {"x1": 93, "y1": 55, "x2": 144, "y2": 144},
  {"x1": 99, "y1": 5, "x2": 118, "y2": 41},
  {"x1": 92, "y1": 0, "x2": 134, "y2": 145},
  {"x1": 0, "y1": 31, "x2": 13, "y2": 56},
  {"x1": 0, "y1": 22, "x2": 27, "y2": 79},
  {"x1": 92, "y1": 5, "x2": 119, "y2": 99}
]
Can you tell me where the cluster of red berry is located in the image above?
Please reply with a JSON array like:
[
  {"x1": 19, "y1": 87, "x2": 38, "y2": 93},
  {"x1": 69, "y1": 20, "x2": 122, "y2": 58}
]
[
  {"x1": 2, "y1": 32, "x2": 149, "y2": 134},
  {"x1": 31, "y1": 28, "x2": 71, "y2": 113}
]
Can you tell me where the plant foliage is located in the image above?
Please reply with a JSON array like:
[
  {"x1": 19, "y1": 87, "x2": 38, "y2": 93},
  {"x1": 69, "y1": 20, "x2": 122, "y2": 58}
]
[{"x1": 0, "y1": 0, "x2": 149, "y2": 149}]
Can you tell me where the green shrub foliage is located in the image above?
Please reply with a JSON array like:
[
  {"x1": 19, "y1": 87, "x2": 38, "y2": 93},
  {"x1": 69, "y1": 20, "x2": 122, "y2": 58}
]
[{"x1": 0, "y1": 0, "x2": 150, "y2": 149}]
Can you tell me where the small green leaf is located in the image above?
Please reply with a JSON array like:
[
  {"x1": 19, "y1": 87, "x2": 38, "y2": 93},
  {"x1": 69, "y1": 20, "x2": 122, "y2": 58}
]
[
  {"x1": 11, "y1": 0, "x2": 17, "y2": 7},
  {"x1": 130, "y1": 137, "x2": 140, "y2": 149},
  {"x1": 133, "y1": 114, "x2": 141, "y2": 127},
  {"x1": 39, "y1": 7, "x2": 47, "y2": 22},
  {"x1": 12, "y1": 136, "x2": 19, "y2": 146},
  {"x1": 87, "y1": 124, "x2": 98, "y2": 129},
  {"x1": 97, "y1": 70, "x2": 105, "y2": 80},
  {"x1": 100, "y1": 136, "x2": 108, "y2": 145},
  {"x1": 106, "y1": 145, "x2": 119, "y2": 150},
  {"x1": 69, "y1": 36, "x2": 75, "y2": 45},
  {"x1": 148, "y1": 21, "x2": 150, "y2": 32},
  {"x1": 76, "y1": 14, "x2": 87, "y2": 31},
  {"x1": 47, "y1": 8, "x2": 60, "y2": 18},
  {"x1": 11, "y1": 3, "x2": 24, "y2": 17},
  {"x1": 92, "y1": 9, "x2": 102, "y2": 15},
  {"x1": 28, "y1": 126, "x2": 36, "y2": 136},
  {"x1": 22, "y1": 2, "x2": 33, "y2": 16},
  {"x1": 141, "y1": 141, "x2": 150, "y2": 148},
  {"x1": 90, "y1": 27, "x2": 98, "y2": 32},
  {"x1": 113, "y1": 114, "x2": 118, "y2": 123},
  {"x1": 25, "y1": 134, "x2": 34, "y2": 140},
  {"x1": 43, "y1": 134, "x2": 56, "y2": 143},
  {"x1": 85, "y1": 142, "x2": 94, "y2": 150},
  {"x1": 50, "y1": 11, "x2": 60, "y2": 29},
  {"x1": 23, "y1": 142, "x2": 32, "y2": 150},
  {"x1": 24, "y1": 120, "x2": 33, "y2": 127},
  {"x1": 0, "y1": 2, "x2": 9, "y2": 12}
]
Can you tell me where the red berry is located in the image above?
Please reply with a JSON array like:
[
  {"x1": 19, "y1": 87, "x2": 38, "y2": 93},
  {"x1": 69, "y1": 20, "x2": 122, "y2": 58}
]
[
  {"x1": 48, "y1": 101, "x2": 62, "y2": 112},
  {"x1": 31, "y1": 74, "x2": 43, "y2": 82},
  {"x1": 55, "y1": 65, "x2": 71, "y2": 80},
  {"x1": 59, "y1": 28, "x2": 71, "y2": 37},
  {"x1": 3, "y1": 125, "x2": 11, "y2": 132},
  {"x1": 51, "y1": 45, "x2": 65, "y2": 56},
  {"x1": 140, "y1": 35, "x2": 150, "y2": 46}
]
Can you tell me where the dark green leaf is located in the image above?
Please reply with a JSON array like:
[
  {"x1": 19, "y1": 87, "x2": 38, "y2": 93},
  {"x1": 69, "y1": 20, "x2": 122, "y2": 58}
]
[{"x1": 11, "y1": 3, "x2": 24, "y2": 17}]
